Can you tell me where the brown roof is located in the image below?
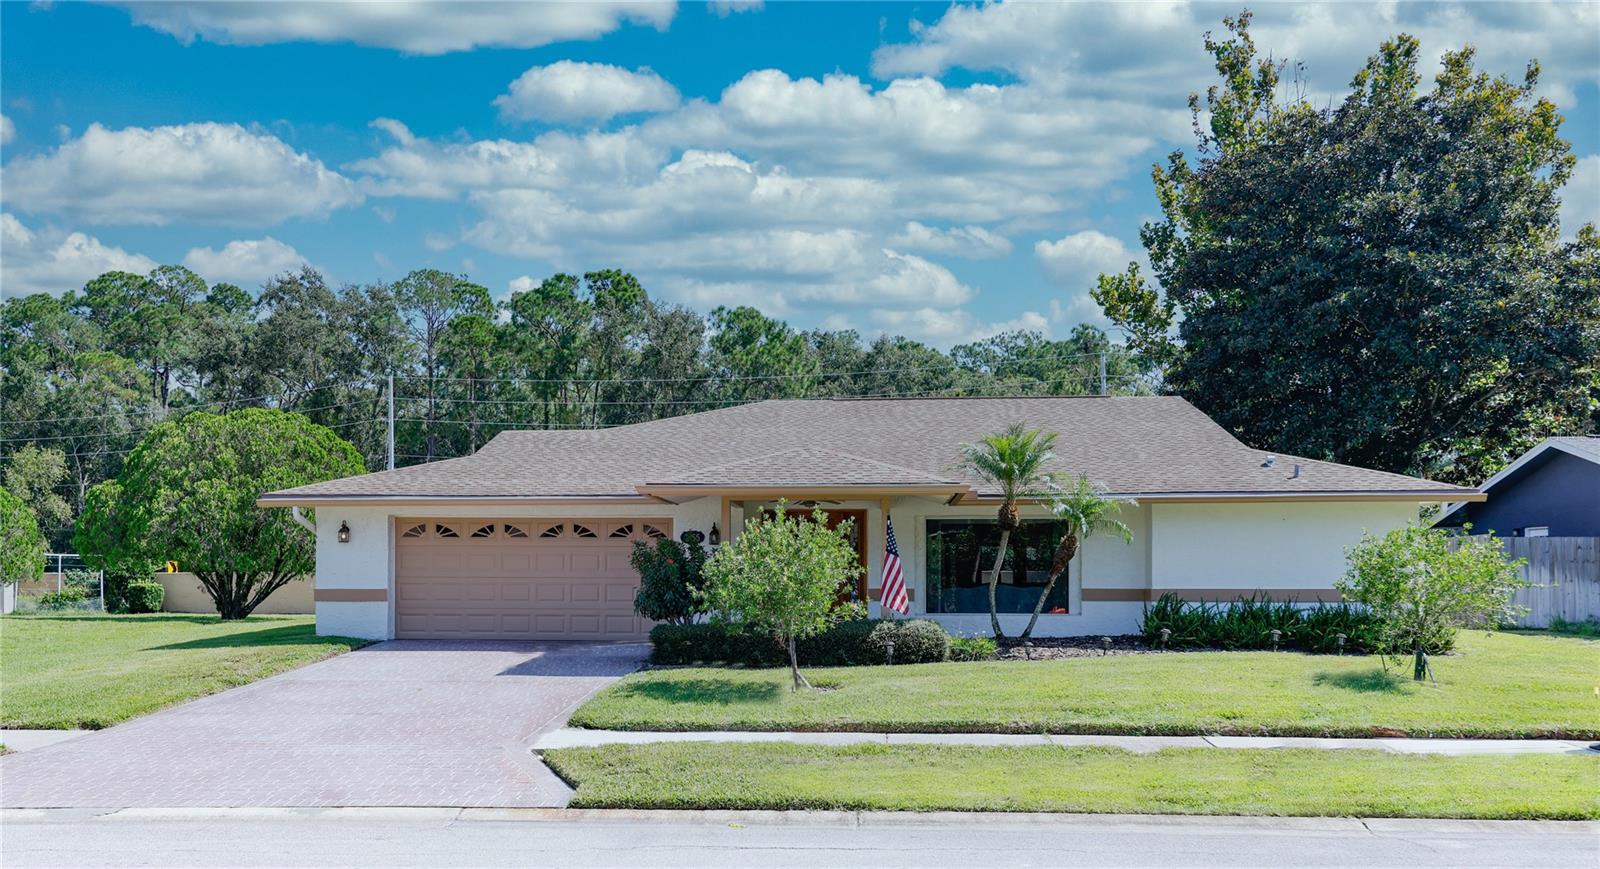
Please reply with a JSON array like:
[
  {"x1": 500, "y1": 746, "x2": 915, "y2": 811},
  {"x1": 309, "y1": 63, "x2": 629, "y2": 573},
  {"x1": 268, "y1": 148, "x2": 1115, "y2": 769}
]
[{"x1": 262, "y1": 396, "x2": 1473, "y2": 502}]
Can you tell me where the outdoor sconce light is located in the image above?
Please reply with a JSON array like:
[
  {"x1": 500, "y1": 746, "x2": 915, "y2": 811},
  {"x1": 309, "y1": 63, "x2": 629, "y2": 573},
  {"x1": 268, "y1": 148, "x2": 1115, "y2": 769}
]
[
  {"x1": 337, "y1": 521, "x2": 350, "y2": 544},
  {"x1": 708, "y1": 523, "x2": 721, "y2": 546}
]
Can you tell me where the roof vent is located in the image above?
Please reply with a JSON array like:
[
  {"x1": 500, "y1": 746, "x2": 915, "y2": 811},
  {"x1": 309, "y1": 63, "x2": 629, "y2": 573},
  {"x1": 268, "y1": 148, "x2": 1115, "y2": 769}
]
[
  {"x1": 1291, "y1": 463, "x2": 1302, "y2": 479},
  {"x1": 1262, "y1": 454, "x2": 1277, "y2": 468}
]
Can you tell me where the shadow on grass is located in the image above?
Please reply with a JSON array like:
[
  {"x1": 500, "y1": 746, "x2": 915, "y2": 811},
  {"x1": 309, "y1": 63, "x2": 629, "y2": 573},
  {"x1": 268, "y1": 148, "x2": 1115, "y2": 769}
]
[
  {"x1": 148, "y1": 624, "x2": 358, "y2": 651},
  {"x1": 1313, "y1": 669, "x2": 1408, "y2": 693},
  {"x1": 618, "y1": 678, "x2": 782, "y2": 705},
  {"x1": 2, "y1": 613, "x2": 243, "y2": 625}
]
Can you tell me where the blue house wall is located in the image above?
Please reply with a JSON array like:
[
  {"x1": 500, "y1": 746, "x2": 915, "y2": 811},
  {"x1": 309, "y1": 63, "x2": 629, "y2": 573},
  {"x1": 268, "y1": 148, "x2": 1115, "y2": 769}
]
[{"x1": 1440, "y1": 451, "x2": 1600, "y2": 537}]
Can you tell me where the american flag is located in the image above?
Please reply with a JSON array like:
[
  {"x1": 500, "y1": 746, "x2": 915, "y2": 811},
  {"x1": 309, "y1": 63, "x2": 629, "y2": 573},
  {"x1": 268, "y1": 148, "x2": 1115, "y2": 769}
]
[{"x1": 880, "y1": 518, "x2": 909, "y2": 615}]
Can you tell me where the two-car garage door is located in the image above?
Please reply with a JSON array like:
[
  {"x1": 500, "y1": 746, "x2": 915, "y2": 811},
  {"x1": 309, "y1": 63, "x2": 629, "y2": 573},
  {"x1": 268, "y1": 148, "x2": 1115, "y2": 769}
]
[{"x1": 394, "y1": 518, "x2": 670, "y2": 640}]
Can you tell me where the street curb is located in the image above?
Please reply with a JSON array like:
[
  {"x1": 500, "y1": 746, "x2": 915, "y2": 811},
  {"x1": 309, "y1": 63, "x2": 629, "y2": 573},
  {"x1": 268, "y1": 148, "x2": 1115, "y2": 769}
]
[{"x1": 5, "y1": 807, "x2": 1597, "y2": 832}]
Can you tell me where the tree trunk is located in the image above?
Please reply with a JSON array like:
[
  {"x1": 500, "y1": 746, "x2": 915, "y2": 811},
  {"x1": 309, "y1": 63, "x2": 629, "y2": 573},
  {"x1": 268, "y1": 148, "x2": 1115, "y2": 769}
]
[
  {"x1": 1412, "y1": 640, "x2": 1427, "y2": 682},
  {"x1": 786, "y1": 636, "x2": 810, "y2": 692},
  {"x1": 1020, "y1": 533, "x2": 1078, "y2": 640},
  {"x1": 987, "y1": 529, "x2": 1011, "y2": 639}
]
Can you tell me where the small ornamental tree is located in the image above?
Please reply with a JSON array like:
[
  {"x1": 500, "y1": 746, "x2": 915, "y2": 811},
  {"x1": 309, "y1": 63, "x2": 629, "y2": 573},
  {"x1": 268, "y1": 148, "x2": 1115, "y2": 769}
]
[
  {"x1": 1, "y1": 487, "x2": 46, "y2": 587},
  {"x1": 1338, "y1": 524, "x2": 1528, "y2": 681},
  {"x1": 105, "y1": 409, "x2": 367, "y2": 619},
  {"x1": 631, "y1": 529, "x2": 710, "y2": 624},
  {"x1": 1020, "y1": 476, "x2": 1135, "y2": 640},
  {"x1": 76, "y1": 479, "x2": 162, "y2": 612},
  {"x1": 701, "y1": 504, "x2": 863, "y2": 691},
  {"x1": 956, "y1": 424, "x2": 1061, "y2": 638}
]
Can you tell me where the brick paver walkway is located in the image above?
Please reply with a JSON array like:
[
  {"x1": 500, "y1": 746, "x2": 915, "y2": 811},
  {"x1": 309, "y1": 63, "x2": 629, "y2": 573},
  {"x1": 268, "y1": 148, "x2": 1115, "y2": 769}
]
[{"x1": 0, "y1": 640, "x2": 645, "y2": 808}]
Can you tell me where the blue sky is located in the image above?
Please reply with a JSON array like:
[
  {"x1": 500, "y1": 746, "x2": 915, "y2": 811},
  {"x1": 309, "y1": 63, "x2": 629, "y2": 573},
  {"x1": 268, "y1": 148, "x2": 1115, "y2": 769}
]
[{"x1": 3, "y1": 1, "x2": 1596, "y2": 347}]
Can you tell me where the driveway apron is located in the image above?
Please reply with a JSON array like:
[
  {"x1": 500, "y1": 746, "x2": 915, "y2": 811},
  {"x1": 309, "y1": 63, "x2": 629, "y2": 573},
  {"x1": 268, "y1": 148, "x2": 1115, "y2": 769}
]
[{"x1": 0, "y1": 640, "x2": 645, "y2": 809}]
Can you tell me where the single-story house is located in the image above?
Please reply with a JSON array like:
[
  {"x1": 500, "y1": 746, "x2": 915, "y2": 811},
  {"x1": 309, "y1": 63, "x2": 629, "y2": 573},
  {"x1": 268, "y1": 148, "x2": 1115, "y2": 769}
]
[
  {"x1": 1436, "y1": 436, "x2": 1600, "y2": 538},
  {"x1": 259, "y1": 396, "x2": 1476, "y2": 642}
]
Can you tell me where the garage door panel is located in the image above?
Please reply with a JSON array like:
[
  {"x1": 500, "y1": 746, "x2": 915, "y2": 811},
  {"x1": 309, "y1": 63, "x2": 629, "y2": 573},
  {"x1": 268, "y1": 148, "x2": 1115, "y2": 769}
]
[{"x1": 395, "y1": 517, "x2": 665, "y2": 640}]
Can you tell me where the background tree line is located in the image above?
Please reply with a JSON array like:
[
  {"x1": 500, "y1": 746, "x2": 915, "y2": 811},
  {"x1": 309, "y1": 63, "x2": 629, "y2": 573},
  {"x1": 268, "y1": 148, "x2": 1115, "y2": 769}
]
[{"x1": 1, "y1": 265, "x2": 1154, "y2": 549}]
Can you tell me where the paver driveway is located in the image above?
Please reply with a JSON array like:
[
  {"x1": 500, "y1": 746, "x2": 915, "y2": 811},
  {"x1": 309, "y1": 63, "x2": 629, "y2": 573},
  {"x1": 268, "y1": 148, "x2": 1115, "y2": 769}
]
[{"x1": 0, "y1": 640, "x2": 645, "y2": 808}]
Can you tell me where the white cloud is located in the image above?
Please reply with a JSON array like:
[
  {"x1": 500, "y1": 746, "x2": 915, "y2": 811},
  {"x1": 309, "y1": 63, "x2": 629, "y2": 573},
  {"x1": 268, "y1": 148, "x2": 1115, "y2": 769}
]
[
  {"x1": 495, "y1": 61, "x2": 680, "y2": 124},
  {"x1": 1, "y1": 122, "x2": 361, "y2": 226},
  {"x1": 0, "y1": 213, "x2": 158, "y2": 296},
  {"x1": 181, "y1": 237, "x2": 307, "y2": 287},
  {"x1": 874, "y1": 2, "x2": 1600, "y2": 108},
  {"x1": 871, "y1": 306, "x2": 1050, "y2": 347},
  {"x1": 1035, "y1": 230, "x2": 1144, "y2": 330},
  {"x1": 888, "y1": 221, "x2": 1012, "y2": 258},
  {"x1": 1560, "y1": 155, "x2": 1599, "y2": 239},
  {"x1": 113, "y1": 0, "x2": 676, "y2": 55},
  {"x1": 707, "y1": 1, "x2": 763, "y2": 17},
  {"x1": 0, "y1": 113, "x2": 13, "y2": 145},
  {"x1": 1035, "y1": 230, "x2": 1138, "y2": 292}
]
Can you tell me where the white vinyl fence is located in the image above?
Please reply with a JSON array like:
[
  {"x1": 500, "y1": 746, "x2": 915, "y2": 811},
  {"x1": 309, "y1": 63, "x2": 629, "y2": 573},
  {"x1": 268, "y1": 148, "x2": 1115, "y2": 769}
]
[{"x1": 1464, "y1": 536, "x2": 1600, "y2": 628}]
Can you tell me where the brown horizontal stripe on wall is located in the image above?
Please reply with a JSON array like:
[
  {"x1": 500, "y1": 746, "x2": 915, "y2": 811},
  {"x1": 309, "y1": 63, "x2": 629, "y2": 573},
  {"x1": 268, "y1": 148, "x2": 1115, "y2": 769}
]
[
  {"x1": 867, "y1": 587, "x2": 916, "y2": 602},
  {"x1": 1082, "y1": 587, "x2": 1344, "y2": 603},
  {"x1": 313, "y1": 588, "x2": 389, "y2": 603}
]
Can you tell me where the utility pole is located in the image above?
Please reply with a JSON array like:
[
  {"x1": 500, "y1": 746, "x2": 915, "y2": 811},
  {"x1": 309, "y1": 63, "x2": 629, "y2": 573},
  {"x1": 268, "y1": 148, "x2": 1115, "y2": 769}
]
[
  {"x1": 1099, "y1": 353, "x2": 1108, "y2": 396},
  {"x1": 387, "y1": 373, "x2": 396, "y2": 471}
]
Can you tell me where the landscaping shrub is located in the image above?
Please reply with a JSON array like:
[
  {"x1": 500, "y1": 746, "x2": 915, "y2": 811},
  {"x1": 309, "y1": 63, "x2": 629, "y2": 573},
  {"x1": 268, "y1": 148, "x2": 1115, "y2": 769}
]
[
  {"x1": 631, "y1": 531, "x2": 710, "y2": 624},
  {"x1": 649, "y1": 618, "x2": 950, "y2": 667},
  {"x1": 122, "y1": 578, "x2": 165, "y2": 614},
  {"x1": 1139, "y1": 593, "x2": 1449, "y2": 655},
  {"x1": 949, "y1": 636, "x2": 999, "y2": 661},
  {"x1": 37, "y1": 586, "x2": 88, "y2": 610}
]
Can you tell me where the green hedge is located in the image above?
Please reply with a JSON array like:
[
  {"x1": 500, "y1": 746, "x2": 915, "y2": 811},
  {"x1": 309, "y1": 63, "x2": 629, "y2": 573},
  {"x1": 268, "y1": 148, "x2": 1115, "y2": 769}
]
[
  {"x1": 1140, "y1": 593, "x2": 1454, "y2": 655},
  {"x1": 123, "y1": 578, "x2": 165, "y2": 614},
  {"x1": 650, "y1": 618, "x2": 952, "y2": 667}
]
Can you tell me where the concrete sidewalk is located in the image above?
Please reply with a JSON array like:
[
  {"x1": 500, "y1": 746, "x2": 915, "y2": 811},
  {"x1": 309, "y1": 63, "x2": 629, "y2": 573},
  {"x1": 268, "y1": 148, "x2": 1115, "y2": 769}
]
[{"x1": 534, "y1": 727, "x2": 1599, "y2": 755}]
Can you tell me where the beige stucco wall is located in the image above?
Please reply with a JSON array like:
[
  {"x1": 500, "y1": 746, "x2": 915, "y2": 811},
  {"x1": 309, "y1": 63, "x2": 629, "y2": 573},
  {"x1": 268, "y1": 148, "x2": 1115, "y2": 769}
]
[
  {"x1": 160, "y1": 571, "x2": 315, "y2": 615},
  {"x1": 301, "y1": 495, "x2": 1428, "y2": 641}
]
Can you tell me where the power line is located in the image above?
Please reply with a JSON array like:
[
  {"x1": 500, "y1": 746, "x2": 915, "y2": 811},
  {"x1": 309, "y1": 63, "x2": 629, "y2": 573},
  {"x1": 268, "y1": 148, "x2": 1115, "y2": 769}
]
[{"x1": 0, "y1": 381, "x2": 380, "y2": 427}]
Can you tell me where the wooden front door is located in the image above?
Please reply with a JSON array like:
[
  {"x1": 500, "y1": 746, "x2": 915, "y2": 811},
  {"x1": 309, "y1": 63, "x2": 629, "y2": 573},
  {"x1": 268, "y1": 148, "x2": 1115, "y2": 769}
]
[{"x1": 781, "y1": 508, "x2": 869, "y2": 604}]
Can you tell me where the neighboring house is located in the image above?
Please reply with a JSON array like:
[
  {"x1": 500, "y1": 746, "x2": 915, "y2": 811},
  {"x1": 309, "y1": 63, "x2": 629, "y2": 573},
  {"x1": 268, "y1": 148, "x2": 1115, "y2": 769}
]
[
  {"x1": 158, "y1": 571, "x2": 315, "y2": 615},
  {"x1": 259, "y1": 396, "x2": 1475, "y2": 641},
  {"x1": 1436, "y1": 437, "x2": 1600, "y2": 538}
]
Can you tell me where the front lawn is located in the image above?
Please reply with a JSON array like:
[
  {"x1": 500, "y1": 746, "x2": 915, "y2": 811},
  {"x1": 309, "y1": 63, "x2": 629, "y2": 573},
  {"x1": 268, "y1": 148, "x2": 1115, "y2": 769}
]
[
  {"x1": 545, "y1": 743, "x2": 1600, "y2": 819},
  {"x1": 570, "y1": 631, "x2": 1600, "y2": 738},
  {"x1": 0, "y1": 613, "x2": 367, "y2": 729}
]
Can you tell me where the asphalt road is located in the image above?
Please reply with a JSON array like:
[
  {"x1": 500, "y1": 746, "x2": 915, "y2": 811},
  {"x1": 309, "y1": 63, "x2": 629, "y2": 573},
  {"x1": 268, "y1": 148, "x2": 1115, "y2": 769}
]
[{"x1": 3, "y1": 809, "x2": 1596, "y2": 868}]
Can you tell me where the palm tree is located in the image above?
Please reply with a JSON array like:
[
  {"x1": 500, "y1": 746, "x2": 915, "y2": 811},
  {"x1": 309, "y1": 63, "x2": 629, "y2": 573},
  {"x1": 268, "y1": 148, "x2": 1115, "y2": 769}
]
[
  {"x1": 1020, "y1": 475, "x2": 1135, "y2": 640},
  {"x1": 956, "y1": 424, "x2": 1061, "y2": 638}
]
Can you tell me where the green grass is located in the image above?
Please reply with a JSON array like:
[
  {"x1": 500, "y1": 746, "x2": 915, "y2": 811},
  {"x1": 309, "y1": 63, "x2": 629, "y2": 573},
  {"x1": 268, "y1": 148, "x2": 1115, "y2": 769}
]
[
  {"x1": 545, "y1": 742, "x2": 1600, "y2": 819},
  {"x1": 571, "y1": 631, "x2": 1600, "y2": 738},
  {"x1": 0, "y1": 613, "x2": 367, "y2": 729}
]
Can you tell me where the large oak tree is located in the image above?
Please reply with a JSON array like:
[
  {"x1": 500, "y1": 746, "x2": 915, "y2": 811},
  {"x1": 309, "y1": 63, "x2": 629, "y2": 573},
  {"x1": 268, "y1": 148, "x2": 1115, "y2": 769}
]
[{"x1": 1094, "y1": 13, "x2": 1600, "y2": 483}]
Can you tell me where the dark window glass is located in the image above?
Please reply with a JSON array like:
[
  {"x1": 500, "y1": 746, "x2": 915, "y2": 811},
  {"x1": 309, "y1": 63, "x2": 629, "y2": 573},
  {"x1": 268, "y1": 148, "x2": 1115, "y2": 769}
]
[{"x1": 925, "y1": 519, "x2": 1069, "y2": 615}]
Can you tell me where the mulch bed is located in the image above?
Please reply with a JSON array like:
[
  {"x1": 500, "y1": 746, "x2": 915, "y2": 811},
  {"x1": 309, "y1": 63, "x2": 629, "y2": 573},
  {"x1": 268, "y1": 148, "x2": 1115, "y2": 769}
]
[{"x1": 996, "y1": 635, "x2": 1166, "y2": 660}]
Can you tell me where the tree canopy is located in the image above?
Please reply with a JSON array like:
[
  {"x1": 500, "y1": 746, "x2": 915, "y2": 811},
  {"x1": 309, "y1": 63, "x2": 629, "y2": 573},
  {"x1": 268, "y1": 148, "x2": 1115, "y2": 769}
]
[
  {"x1": 0, "y1": 486, "x2": 46, "y2": 587},
  {"x1": 1094, "y1": 13, "x2": 1600, "y2": 483},
  {"x1": 79, "y1": 408, "x2": 366, "y2": 618},
  {"x1": 4, "y1": 264, "x2": 1154, "y2": 552}
]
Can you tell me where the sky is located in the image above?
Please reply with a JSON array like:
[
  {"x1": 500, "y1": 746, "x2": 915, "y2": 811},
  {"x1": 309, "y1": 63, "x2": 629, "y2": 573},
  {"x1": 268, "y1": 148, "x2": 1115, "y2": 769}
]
[{"x1": 2, "y1": 1, "x2": 1597, "y2": 349}]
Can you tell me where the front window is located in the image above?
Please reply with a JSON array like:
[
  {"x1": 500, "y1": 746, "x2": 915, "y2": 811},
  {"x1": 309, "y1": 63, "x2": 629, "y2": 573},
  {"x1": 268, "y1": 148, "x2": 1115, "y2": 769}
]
[{"x1": 925, "y1": 519, "x2": 1070, "y2": 615}]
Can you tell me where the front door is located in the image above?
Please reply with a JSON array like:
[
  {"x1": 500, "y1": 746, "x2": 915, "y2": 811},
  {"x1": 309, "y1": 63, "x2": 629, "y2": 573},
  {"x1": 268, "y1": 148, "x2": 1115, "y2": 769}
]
[{"x1": 781, "y1": 508, "x2": 868, "y2": 604}]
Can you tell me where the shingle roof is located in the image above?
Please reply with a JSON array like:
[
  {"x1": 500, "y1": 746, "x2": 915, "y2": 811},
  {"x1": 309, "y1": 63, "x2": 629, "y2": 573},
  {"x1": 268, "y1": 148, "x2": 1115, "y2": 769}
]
[
  {"x1": 262, "y1": 396, "x2": 1473, "y2": 501},
  {"x1": 1547, "y1": 436, "x2": 1600, "y2": 464}
]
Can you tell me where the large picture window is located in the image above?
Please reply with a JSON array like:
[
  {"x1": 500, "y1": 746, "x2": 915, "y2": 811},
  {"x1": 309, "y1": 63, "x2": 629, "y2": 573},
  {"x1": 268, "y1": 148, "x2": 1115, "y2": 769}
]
[{"x1": 925, "y1": 519, "x2": 1070, "y2": 615}]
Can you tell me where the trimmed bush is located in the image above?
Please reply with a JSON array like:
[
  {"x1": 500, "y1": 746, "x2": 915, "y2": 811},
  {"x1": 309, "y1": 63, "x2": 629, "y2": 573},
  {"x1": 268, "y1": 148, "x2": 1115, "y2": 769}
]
[
  {"x1": 650, "y1": 618, "x2": 950, "y2": 667},
  {"x1": 123, "y1": 578, "x2": 165, "y2": 614},
  {"x1": 37, "y1": 586, "x2": 88, "y2": 610},
  {"x1": 949, "y1": 636, "x2": 999, "y2": 661},
  {"x1": 1139, "y1": 593, "x2": 1452, "y2": 655}
]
